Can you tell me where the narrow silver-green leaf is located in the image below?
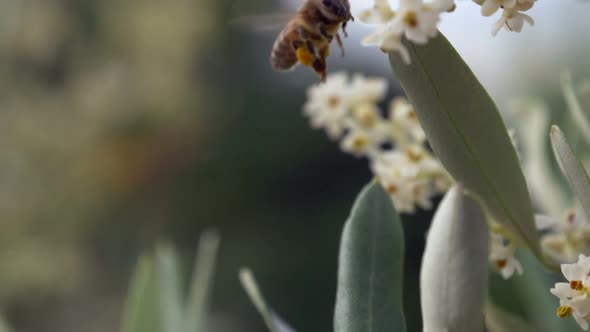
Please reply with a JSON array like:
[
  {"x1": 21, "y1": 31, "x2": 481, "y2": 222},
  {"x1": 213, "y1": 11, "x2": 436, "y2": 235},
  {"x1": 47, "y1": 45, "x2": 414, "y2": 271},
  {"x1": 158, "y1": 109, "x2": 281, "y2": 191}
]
[
  {"x1": 121, "y1": 255, "x2": 160, "y2": 332},
  {"x1": 550, "y1": 125, "x2": 590, "y2": 219},
  {"x1": 184, "y1": 230, "x2": 221, "y2": 332},
  {"x1": 561, "y1": 72, "x2": 590, "y2": 145},
  {"x1": 156, "y1": 243, "x2": 184, "y2": 332},
  {"x1": 334, "y1": 181, "x2": 406, "y2": 332},
  {"x1": 239, "y1": 268, "x2": 296, "y2": 332},
  {"x1": 421, "y1": 186, "x2": 488, "y2": 332},
  {"x1": 388, "y1": 33, "x2": 540, "y2": 257}
]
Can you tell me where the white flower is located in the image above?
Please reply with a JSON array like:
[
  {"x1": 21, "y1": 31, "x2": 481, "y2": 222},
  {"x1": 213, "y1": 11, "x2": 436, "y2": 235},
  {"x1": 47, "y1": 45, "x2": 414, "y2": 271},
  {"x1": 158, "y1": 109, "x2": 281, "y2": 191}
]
[
  {"x1": 340, "y1": 123, "x2": 386, "y2": 158},
  {"x1": 472, "y1": 0, "x2": 537, "y2": 35},
  {"x1": 491, "y1": 8, "x2": 534, "y2": 36},
  {"x1": 479, "y1": 0, "x2": 517, "y2": 16},
  {"x1": 551, "y1": 255, "x2": 590, "y2": 330},
  {"x1": 303, "y1": 72, "x2": 390, "y2": 141},
  {"x1": 489, "y1": 233, "x2": 523, "y2": 279},
  {"x1": 348, "y1": 74, "x2": 389, "y2": 105},
  {"x1": 358, "y1": 0, "x2": 396, "y2": 25},
  {"x1": 372, "y1": 145, "x2": 449, "y2": 213},
  {"x1": 361, "y1": 26, "x2": 411, "y2": 64},
  {"x1": 536, "y1": 209, "x2": 590, "y2": 263},
  {"x1": 303, "y1": 73, "x2": 351, "y2": 139},
  {"x1": 389, "y1": 97, "x2": 426, "y2": 145},
  {"x1": 558, "y1": 298, "x2": 590, "y2": 331},
  {"x1": 359, "y1": 0, "x2": 453, "y2": 64},
  {"x1": 390, "y1": 0, "x2": 452, "y2": 44}
]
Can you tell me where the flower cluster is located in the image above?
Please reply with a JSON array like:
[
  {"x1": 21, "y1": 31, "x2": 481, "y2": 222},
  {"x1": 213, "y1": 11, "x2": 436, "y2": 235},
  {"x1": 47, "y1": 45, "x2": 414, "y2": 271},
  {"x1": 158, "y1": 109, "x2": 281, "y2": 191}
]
[
  {"x1": 537, "y1": 208, "x2": 590, "y2": 263},
  {"x1": 359, "y1": 0, "x2": 455, "y2": 63},
  {"x1": 472, "y1": 0, "x2": 536, "y2": 36},
  {"x1": 551, "y1": 255, "x2": 590, "y2": 330},
  {"x1": 489, "y1": 232, "x2": 523, "y2": 279},
  {"x1": 358, "y1": 0, "x2": 539, "y2": 61},
  {"x1": 303, "y1": 72, "x2": 451, "y2": 213}
]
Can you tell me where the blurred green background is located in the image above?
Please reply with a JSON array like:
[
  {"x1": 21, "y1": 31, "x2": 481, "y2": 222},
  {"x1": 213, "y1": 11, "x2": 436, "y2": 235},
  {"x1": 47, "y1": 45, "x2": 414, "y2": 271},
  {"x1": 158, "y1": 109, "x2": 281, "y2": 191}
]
[{"x1": 0, "y1": 0, "x2": 588, "y2": 331}]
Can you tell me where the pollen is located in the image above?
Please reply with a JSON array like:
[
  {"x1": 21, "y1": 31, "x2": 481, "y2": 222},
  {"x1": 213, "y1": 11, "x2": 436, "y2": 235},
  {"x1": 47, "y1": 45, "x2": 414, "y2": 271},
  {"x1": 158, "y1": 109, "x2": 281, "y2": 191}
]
[
  {"x1": 405, "y1": 148, "x2": 424, "y2": 162},
  {"x1": 328, "y1": 96, "x2": 341, "y2": 109},
  {"x1": 557, "y1": 305, "x2": 573, "y2": 319},
  {"x1": 570, "y1": 280, "x2": 585, "y2": 291},
  {"x1": 296, "y1": 48, "x2": 314, "y2": 67},
  {"x1": 403, "y1": 11, "x2": 419, "y2": 28},
  {"x1": 351, "y1": 137, "x2": 368, "y2": 151},
  {"x1": 386, "y1": 184, "x2": 398, "y2": 194},
  {"x1": 495, "y1": 259, "x2": 508, "y2": 269}
]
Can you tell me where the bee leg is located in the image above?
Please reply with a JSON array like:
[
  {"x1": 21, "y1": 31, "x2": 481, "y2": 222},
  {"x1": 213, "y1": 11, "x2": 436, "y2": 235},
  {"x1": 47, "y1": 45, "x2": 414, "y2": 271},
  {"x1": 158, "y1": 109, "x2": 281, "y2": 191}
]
[
  {"x1": 335, "y1": 33, "x2": 345, "y2": 57},
  {"x1": 317, "y1": 23, "x2": 333, "y2": 41},
  {"x1": 342, "y1": 22, "x2": 348, "y2": 38},
  {"x1": 306, "y1": 40, "x2": 318, "y2": 58},
  {"x1": 313, "y1": 50, "x2": 328, "y2": 83},
  {"x1": 297, "y1": 26, "x2": 320, "y2": 57}
]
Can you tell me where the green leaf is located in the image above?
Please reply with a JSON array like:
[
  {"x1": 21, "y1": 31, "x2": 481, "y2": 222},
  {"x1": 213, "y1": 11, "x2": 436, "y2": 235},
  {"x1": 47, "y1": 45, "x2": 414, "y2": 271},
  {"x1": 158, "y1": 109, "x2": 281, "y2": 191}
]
[
  {"x1": 156, "y1": 243, "x2": 184, "y2": 332},
  {"x1": 184, "y1": 230, "x2": 221, "y2": 332},
  {"x1": 388, "y1": 33, "x2": 541, "y2": 259},
  {"x1": 550, "y1": 125, "x2": 590, "y2": 219},
  {"x1": 421, "y1": 186, "x2": 488, "y2": 332},
  {"x1": 121, "y1": 255, "x2": 160, "y2": 332},
  {"x1": 488, "y1": 251, "x2": 579, "y2": 332},
  {"x1": 561, "y1": 72, "x2": 590, "y2": 145},
  {"x1": 334, "y1": 181, "x2": 406, "y2": 332},
  {"x1": 239, "y1": 268, "x2": 296, "y2": 332}
]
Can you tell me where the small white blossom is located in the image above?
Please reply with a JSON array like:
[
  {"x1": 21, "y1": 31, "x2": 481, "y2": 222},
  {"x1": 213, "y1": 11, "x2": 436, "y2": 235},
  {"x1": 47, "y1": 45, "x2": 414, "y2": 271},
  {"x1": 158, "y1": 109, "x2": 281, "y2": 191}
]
[
  {"x1": 359, "y1": 0, "x2": 453, "y2": 64},
  {"x1": 472, "y1": 0, "x2": 537, "y2": 36},
  {"x1": 480, "y1": 0, "x2": 517, "y2": 16},
  {"x1": 551, "y1": 255, "x2": 590, "y2": 330},
  {"x1": 372, "y1": 145, "x2": 449, "y2": 213},
  {"x1": 390, "y1": 0, "x2": 453, "y2": 44},
  {"x1": 389, "y1": 97, "x2": 426, "y2": 145},
  {"x1": 491, "y1": 8, "x2": 534, "y2": 36},
  {"x1": 348, "y1": 74, "x2": 389, "y2": 105},
  {"x1": 358, "y1": 0, "x2": 396, "y2": 25},
  {"x1": 536, "y1": 208, "x2": 590, "y2": 263},
  {"x1": 303, "y1": 73, "x2": 351, "y2": 138},
  {"x1": 489, "y1": 233, "x2": 523, "y2": 279},
  {"x1": 340, "y1": 123, "x2": 386, "y2": 158},
  {"x1": 361, "y1": 26, "x2": 411, "y2": 64}
]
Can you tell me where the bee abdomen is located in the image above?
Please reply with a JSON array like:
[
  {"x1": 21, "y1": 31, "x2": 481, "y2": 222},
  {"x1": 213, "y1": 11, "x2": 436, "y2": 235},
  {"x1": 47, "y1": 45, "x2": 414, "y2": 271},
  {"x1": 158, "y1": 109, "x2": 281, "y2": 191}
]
[{"x1": 270, "y1": 32, "x2": 298, "y2": 71}]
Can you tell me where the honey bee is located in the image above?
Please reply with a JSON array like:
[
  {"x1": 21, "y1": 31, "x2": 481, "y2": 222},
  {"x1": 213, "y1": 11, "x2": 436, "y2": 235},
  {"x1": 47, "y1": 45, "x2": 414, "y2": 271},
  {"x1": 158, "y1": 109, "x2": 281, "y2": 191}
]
[{"x1": 270, "y1": 0, "x2": 353, "y2": 82}]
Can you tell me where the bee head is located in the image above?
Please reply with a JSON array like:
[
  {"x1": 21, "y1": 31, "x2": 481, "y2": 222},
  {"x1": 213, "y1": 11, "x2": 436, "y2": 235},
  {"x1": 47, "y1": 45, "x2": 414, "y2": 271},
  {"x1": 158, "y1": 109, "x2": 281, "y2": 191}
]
[{"x1": 321, "y1": 0, "x2": 352, "y2": 20}]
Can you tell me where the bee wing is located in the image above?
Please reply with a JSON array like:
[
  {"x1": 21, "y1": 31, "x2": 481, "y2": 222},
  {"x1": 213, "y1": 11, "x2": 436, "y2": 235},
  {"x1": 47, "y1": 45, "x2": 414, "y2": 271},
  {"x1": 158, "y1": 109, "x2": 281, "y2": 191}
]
[{"x1": 229, "y1": 12, "x2": 295, "y2": 32}]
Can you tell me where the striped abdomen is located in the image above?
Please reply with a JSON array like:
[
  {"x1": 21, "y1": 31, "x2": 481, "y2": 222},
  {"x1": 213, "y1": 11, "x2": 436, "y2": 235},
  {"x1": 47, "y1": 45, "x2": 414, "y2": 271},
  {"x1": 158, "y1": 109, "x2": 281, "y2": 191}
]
[{"x1": 270, "y1": 23, "x2": 299, "y2": 71}]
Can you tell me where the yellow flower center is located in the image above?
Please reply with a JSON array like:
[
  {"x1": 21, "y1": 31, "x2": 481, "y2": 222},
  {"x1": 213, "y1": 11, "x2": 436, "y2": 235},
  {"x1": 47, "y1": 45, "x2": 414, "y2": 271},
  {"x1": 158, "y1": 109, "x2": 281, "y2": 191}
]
[
  {"x1": 328, "y1": 96, "x2": 341, "y2": 109},
  {"x1": 351, "y1": 137, "x2": 368, "y2": 151},
  {"x1": 405, "y1": 148, "x2": 424, "y2": 162},
  {"x1": 557, "y1": 305, "x2": 573, "y2": 319},
  {"x1": 570, "y1": 280, "x2": 585, "y2": 291},
  {"x1": 495, "y1": 259, "x2": 508, "y2": 269},
  {"x1": 354, "y1": 104, "x2": 377, "y2": 128},
  {"x1": 386, "y1": 184, "x2": 398, "y2": 194},
  {"x1": 403, "y1": 11, "x2": 419, "y2": 28}
]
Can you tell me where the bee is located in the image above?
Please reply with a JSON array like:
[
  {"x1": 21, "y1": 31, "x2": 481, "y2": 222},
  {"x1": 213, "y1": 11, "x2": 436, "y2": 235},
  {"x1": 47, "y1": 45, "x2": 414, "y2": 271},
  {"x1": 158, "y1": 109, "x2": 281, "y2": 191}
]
[{"x1": 270, "y1": 0, "x2": 353, "y2": 82}]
